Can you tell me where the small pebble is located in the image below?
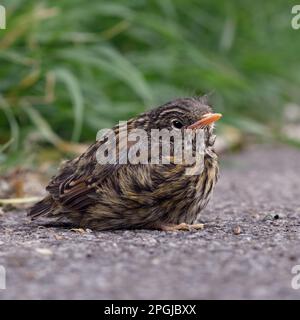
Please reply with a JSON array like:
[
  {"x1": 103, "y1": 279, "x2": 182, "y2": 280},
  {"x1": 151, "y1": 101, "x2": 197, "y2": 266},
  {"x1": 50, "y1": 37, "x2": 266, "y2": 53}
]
[
  {"x1": 35, "y1": 248, "x2": 53, "y2": 256},
  {"x1": 152, "y1": 258, "x2": 160, "y2": 265},
  {"x1": 233, "y1": 226, "x2": 241, "y2": 235},
  {"x1": 53, "y1": 233, "x2": 64, "y2": 240}
]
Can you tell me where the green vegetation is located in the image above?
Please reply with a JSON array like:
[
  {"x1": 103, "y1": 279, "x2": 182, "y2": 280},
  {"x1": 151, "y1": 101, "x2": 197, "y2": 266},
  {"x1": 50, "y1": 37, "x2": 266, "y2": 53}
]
[{"x1": 0, "y1": 0, "x2": 299, "y2": 168}]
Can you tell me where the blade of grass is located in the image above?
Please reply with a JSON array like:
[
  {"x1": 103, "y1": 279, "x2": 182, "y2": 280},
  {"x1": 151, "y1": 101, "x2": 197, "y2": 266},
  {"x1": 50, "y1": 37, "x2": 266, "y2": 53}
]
[
  {"x1": 0, "y1": 197, "x2": 42, "y2": 205},
  {"x1": 0, "y1": 138, "x2": 14, "y2": 153},
  {"x1": 58, "y1": 46, "x2": 153, "y2": 105},
  {"x1": 22, "y1": 100, "x2": 88, "y2": 154},
  {"x1": 22, "y1": 101, "x2": 63, "y2": 146},
  {"x1": 0, "y1": 96, "x2": 19, "y2": 151},
  {"x1": 54, "y1": 68, "x2": 84, "y2": 142}
]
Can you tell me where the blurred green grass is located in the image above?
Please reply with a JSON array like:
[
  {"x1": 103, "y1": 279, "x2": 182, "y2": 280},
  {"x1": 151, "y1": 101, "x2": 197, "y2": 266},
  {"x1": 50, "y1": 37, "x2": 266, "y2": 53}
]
[{"x1": 0, "y1": 0, "x2": 300, "y2": 169}]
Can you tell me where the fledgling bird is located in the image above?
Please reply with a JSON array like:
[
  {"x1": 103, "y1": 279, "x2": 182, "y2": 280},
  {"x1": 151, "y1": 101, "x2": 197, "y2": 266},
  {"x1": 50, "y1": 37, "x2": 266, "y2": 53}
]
[{"x1": 28, "y1": 97, "x2": 222, "y2": 231}]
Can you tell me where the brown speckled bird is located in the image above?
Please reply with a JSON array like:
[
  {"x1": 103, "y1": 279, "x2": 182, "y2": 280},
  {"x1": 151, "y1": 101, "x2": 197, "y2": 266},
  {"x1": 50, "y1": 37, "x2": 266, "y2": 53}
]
[{"x1": 28, "y1": 97, "x2": 222, "y2": 231}]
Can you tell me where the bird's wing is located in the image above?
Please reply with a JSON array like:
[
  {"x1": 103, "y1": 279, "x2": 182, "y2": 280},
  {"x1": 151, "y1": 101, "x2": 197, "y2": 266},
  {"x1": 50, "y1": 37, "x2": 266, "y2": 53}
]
[
  {"x1": 45, "y1": 136, "x2": 195, "y2": 214},
  {"x1": 46, "y1": 141, "x2": 120, "y2": 212},
  {"x1": 45, "y1": 124, "x2": 143, "y2": 213}
]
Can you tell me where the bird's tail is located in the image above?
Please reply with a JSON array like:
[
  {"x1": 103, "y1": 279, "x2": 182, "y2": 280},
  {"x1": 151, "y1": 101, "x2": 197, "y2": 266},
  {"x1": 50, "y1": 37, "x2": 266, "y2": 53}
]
[{"x1": 28, "y1": 195, "x2": 56, "y2": 219}]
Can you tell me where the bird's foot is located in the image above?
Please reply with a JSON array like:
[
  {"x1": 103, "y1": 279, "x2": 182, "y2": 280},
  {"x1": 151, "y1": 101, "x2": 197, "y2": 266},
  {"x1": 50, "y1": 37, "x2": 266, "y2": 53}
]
[{"x1": 160, "y1": 223, "x2": 204, "y2": 231}]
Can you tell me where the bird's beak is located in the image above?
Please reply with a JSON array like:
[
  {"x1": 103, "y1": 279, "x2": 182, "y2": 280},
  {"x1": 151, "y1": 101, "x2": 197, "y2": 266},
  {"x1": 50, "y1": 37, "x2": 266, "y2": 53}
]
[{"x1": 188, "y1": 113, "x2": 222, "y2": 129}]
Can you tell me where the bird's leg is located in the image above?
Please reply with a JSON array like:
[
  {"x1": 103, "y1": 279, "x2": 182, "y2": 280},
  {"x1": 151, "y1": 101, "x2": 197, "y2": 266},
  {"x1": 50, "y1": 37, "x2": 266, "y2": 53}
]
[{"x1": 160, "y1": 223, "x2": 204, "y2": 231}]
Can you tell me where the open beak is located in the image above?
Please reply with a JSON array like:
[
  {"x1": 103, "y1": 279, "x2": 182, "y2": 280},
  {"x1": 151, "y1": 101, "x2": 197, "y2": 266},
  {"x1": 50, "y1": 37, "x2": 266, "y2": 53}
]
[{"x1": 188, "y1": 113, "x2": 222, "y2": 129}]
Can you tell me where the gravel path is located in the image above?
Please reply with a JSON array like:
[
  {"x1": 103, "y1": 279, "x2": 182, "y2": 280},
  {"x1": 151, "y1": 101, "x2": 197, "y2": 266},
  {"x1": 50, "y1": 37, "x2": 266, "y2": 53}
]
[{"x1": 0, "y1": 145, "x2": 300, "y2": 299}]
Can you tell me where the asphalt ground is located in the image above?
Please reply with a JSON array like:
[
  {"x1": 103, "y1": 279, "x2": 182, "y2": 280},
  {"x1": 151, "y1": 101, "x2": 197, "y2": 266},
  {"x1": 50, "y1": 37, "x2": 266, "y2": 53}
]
[{"x1": 0, "y1": 145, "x2": 300, "y2": 299}]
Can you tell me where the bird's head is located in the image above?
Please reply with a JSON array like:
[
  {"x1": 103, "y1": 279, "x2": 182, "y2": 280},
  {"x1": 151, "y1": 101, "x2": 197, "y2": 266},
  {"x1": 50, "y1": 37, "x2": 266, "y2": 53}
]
[{"x1": 136, "y1": 96, "x2": 222, "y2": 148}]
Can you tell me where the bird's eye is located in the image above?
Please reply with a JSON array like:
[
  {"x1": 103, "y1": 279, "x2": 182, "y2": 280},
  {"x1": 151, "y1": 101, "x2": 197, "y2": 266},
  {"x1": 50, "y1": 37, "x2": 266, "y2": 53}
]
[{"x1": 172, "y1": 119, "x2": 184, "y2": 129}]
